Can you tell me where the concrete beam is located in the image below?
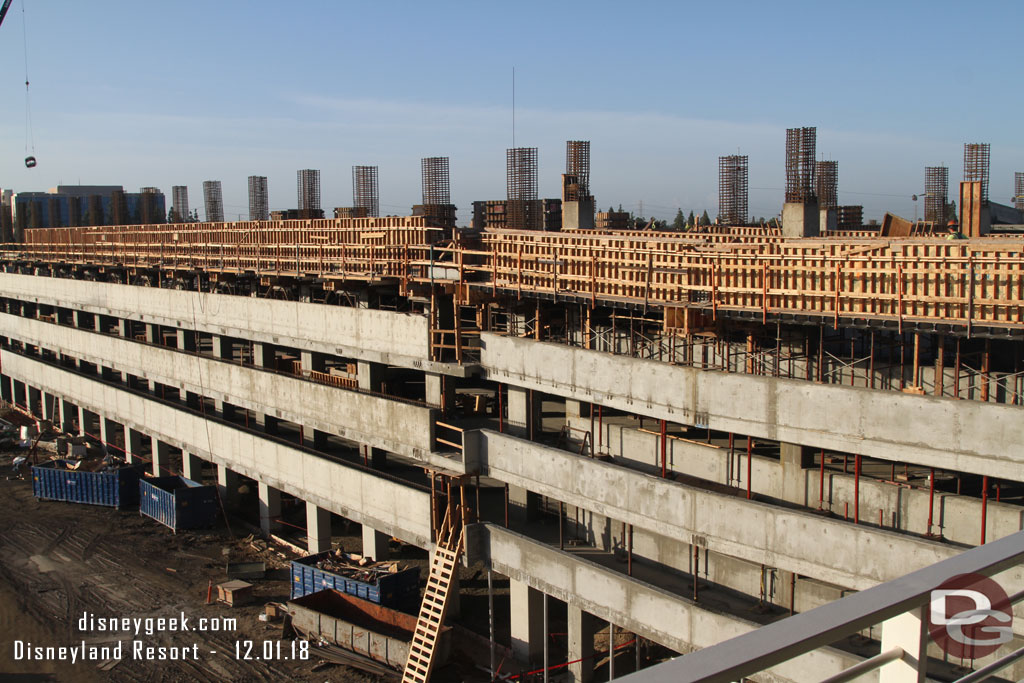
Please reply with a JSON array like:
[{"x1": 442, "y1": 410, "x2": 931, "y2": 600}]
[
  {"x1": 4, "y1": 314, "x2": 455, "y2": 469},
  {"x1": 481, "y1": 333, "x2": 1024, "y2": 481},
  {"x1": 470, "y1": 524, "x2": 861, "y2": 682},
  {"x1": 0, "y1": 272, "x2": 476, "y2": 375},
  {"x1": 1, "y1": 351, "x2": 434, "y2": 549}
]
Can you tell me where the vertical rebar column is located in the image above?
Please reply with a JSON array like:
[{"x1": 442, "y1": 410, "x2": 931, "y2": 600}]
[
  {"x1": 296, "y1": 169, "x2": 321, "y2": 214},
  {"x1": 202, "y1": 180, "x2": 224, "y2": 222},
  {"x1": 924, "y1": 166, "x2": 948, "y2": 224},
  {"x1": 1015, "y1": 172, "x2": 1024, "y2": 212},
  {"x1": 718, "y1": 154, "x2": 749, "y2": 224},
  {"x1": 963, "y1": 143, "x2": 991, "y2": 202},
  {"x1": 507, "y1": 147, "x2": 538, "y2": 230},
  {"x1": 421, "y1": 157, "x2": 450, "y2": 206},
  {"x1": 171, "y1": 185, "x2": 189, "y2": 222},
  {"x1": 565, "y1": 141, "x2": 591, "y2": 199},
  {"x1": 248, "y1": 175, "x2": 269, "y2": 221},
  {"x1": 352, "y1": 165, "x2": 379, "y2": 217},
  {"x1": 785, "y1": 127, "x2": 816, "y2": 202},
  {"x1": 815, "y1": 160, "x2": 838, "y2": 209}
]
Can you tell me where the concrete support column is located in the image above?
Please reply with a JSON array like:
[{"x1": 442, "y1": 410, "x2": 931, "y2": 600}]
[
  {"x1": 118, "y1": 318, "x2": 132, "y2": 338},
  {"x1": 76, "y1": 406, "x2": 86, "y2": 437},
  {"x1": 27, "y1": 385, "x2": 42, "y2": 416},
  {"x1": 211, "y1": 335, "x2": 238, "y2": 420},
  {"x1": 780, "y1": 443, "x2": 814, "y2": 505},
  {"x1": 508, "y1": 484, "x2": 541, "y2": 524},
  {"x1": 424, "y1": 372, "x2": 454, "y2": 410},
  {"x1": 567, "y1": 604, "x2": 598, "y2": 683},
  {"x1": 252, "y1": 343, "x2": 280, "y2": 433},
  {"x1": 306, "y1": 502, "x2": 332, "y2": 554},
  {"x1": 362, "y1": 524, "x2": 389, "y2": 562},
  {"x1": 145, "y1": 323, "x2": 159, "y2": 344},
  {"x1": 300, "y1": 350, "x2": 326, "y2": 374},
  {"x1": 879, "y1": 606, "x2": 927, "y2": 683},
  {"x1": 1, "y1": 375, "x2": 12, "y2": 404},
  {"x1": 99, "y1": 417, "x2": 118, "y2": 454},
  {"x1": 510, "y1": 579, "x2": 545, "y2": 665},
  {"x1": 152, "y1": 440, "x2": 172, "y2": 476},
  {"x1": 507, "y1": 387, "x2": 540, "y2": 440},
  {"x1": 258, "y1": 481, "x2": 282, "y2": 537},
  {"x1": 42, "y1": 392, "x2": 57, "y2": 422},
  {"x1": 125, "y1": 428, "x2": 147, "y2": 465},
  {"x1": 357, "y1": 360, "x2": 384, "y2": 392},
  {"x1": 182, "y1": 451, "x2": 204, "y2": 481},
  {"x1": 217, "y1": 465, "x2": 240, "y2": 509},
  {"x1": 565, "y1": 399, "x2": 583, "y2": 419}
]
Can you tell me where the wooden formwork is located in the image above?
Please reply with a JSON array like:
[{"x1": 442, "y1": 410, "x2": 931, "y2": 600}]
[{"x1": 15, "y1": 220, "x2": 1024, "y2": 332}]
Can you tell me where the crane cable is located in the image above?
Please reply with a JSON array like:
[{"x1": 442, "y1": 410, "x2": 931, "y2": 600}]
[{"x1": 21, "y1": 0, "x2": 35, "y2": 162}]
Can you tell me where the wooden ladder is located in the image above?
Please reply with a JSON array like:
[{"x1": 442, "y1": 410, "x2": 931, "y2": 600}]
[{"x1": 401, "y1": 507, "x2": 464, "y2": 683}]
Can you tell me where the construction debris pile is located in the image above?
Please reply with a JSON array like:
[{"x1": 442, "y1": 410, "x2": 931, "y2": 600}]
[{"x1": 311, "y1": 549, "x2": 406, "y2": 586}]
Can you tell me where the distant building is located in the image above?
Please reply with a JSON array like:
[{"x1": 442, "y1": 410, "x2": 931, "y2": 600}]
[
  {"x1": 248, "y1": 176, "x2": 269, "y2": 221},
  {"x1": 10, "y1": 185, "x2": 166, "y2": 235}
]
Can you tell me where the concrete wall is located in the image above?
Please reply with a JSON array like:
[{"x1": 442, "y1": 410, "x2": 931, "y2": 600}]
[
  {"x1": 0, "y1": 272, "x2": 453, "y2": 372},
  {"x1": 2, "y1": 313, "x2": 456, "y2": 467},
  {"x1": 1, "y1": 350, "x2": 433, "y2": 547},
  {"x1": 481, "y1": 333, "x2": 1024, "y2": 480},
  {"x1": 469, "y1": 524, "x2": 866, "y2": 683}
]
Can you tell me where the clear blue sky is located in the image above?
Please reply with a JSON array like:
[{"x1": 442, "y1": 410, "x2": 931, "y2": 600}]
[{"x1": 0, "y1": 0, "x2": 1021, "y2": 223}]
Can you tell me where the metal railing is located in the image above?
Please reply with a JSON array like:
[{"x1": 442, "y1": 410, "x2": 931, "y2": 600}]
[{"x1": 618, "y1": 529, "x2": 1024, "y2": 682}]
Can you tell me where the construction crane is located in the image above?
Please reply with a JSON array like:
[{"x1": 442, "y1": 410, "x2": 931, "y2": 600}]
[{"x1": 0, "y1": 0, "x2": 12, "y2": 30}]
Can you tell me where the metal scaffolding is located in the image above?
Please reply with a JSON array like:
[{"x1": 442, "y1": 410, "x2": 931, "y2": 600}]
[
  {"x1": 353, "y1": 166, "x2": 379, "y2": 218},
  {"x1": 171, "y1": 186, "x2": 189, "y2": 223},
  {"x1": 963, "y1": 143, "x2": 990, "y2": 202},
  {"x1": 248, "y1": 176, "x2": 269, "y2": 221},
  {"x1": 297, "y1": 169, "x2": 321, "y2": 213},
  {"x1": 202, "y1": 180, "x2": 224, "y2": 223},
  {"x1": 507, "y1": 147, "x2": 539, "y2": 230},
  {"x1": 565, "y1": 141, "x2": 591, "y2": 200},
  {"x1": 785, "y1": 127, "x2": 816, "y2": 203},
  {"x1": 815, "y1": 161, "x2": 838, "y2": 209},
  {"x1": 421, "y1": 157, "x2": 450, "y2": 206},
  {"x1": 924, "y1": 166, "x2": 948, "y2": 224},
  {"x1": 1016, "y1": 172, "x2": 1024, "y2": 212},
  {"x1": 718, "y1": 155, "x2": 749, "y2": 225}
]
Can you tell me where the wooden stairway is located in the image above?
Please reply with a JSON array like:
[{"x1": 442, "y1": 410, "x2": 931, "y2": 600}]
[{"x1": 401, "y1": 507, "x2": 464, "y2": 683}]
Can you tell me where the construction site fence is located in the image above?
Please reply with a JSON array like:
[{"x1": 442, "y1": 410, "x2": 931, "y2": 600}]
[{"x1": 12, "y1": 223, "x2": 1024, "y2": 331}]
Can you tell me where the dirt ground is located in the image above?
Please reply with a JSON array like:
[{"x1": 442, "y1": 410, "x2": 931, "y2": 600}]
[{"x1": 0, "y1": 432, "x2": 507, "y2": 683}]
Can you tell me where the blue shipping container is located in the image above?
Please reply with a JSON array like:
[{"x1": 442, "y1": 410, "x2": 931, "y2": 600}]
[
  {"x1": 291, "y1": 551, "x2": 420, "y2": 607},
  {"x1": 32, "y1": 460, "x2": 146, "y2": 509},
  {"x1": 139, "y1": 476, "x2": 218, "y2": 532}
]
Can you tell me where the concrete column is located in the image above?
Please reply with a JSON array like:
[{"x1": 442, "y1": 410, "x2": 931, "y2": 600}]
[
  {"x1": 252, "y1": 343, "x2": 280, "y2": 433},
  {"x1": 357, "y1": 360, "x2": 384, "y2": 392},
  {"x1": 76, "y1": 406, "x2": 86, "y2": 437},
  {"x1": 145, "y1": 323, "x2": 159, "y2": 344},
  {"x1": 424, "y1": 372, "x2": 454, "y2": 410},
  {"x1": 507, "y1": 387, "x2": 540, "y2": 439},
  {"x1": 306, "y1": 502, "x2": 332, "y2": 554},
  {"x1": 1, "y1": 375, "x2": 12, "y2": 404},
  {"x1": 211, "y1": 335, "x2": 238, "y2": 420},
  {"x1": 27, "y1": 385, "x2": 42, "y2": 416},
  {"x1": 879, "y1": 606, "x2": 927, "y2": 683},
  {"x1": 508, "y1": 484, "x2": 541, "y2": 523},
  {"x1": 780, "y1": 443, "x2": 814, "y2": 505},
  {"x1": 300, "y1": 350, "x2": 326, "y2": 374},
  {"x1": 565, "y1": 399, "x2": 584, "y2": 419},
  {"x1": 510, "y1": 579, "x2": 544, "y2": 665},
  {"x1": 125, "y1": 428, "x2": 147, "y2": 465},
  {"x1": 258, "y1": 481, "x2": 282, "y2": 537},
  {"x1": 99, "y1": 418, "x2": 118, "y2": 454},
  {"x1": 182, "y1": 451, "x2": 204, "y2": 481},
  {"x1": 567, "y1": 604, "x2": 598, "y2": 683},
  {"x1": 217, "y1": 465, "x2": 240, "y2": 509},
  {"x1": 118, "y1": 318, "x2": 132, "y2": 338},
  {"x1": 42, "y1": 392, "x2": 57, "y2": 422},
  {"x1": 362, "y1": 524, "x2": 389, "y2": 562},
  {"x1": 153, "y1": 440, "x2": 172, "y2": 476},
  {"x1": 176, "y1": 328, "x2": 197, "y2": 352}
]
